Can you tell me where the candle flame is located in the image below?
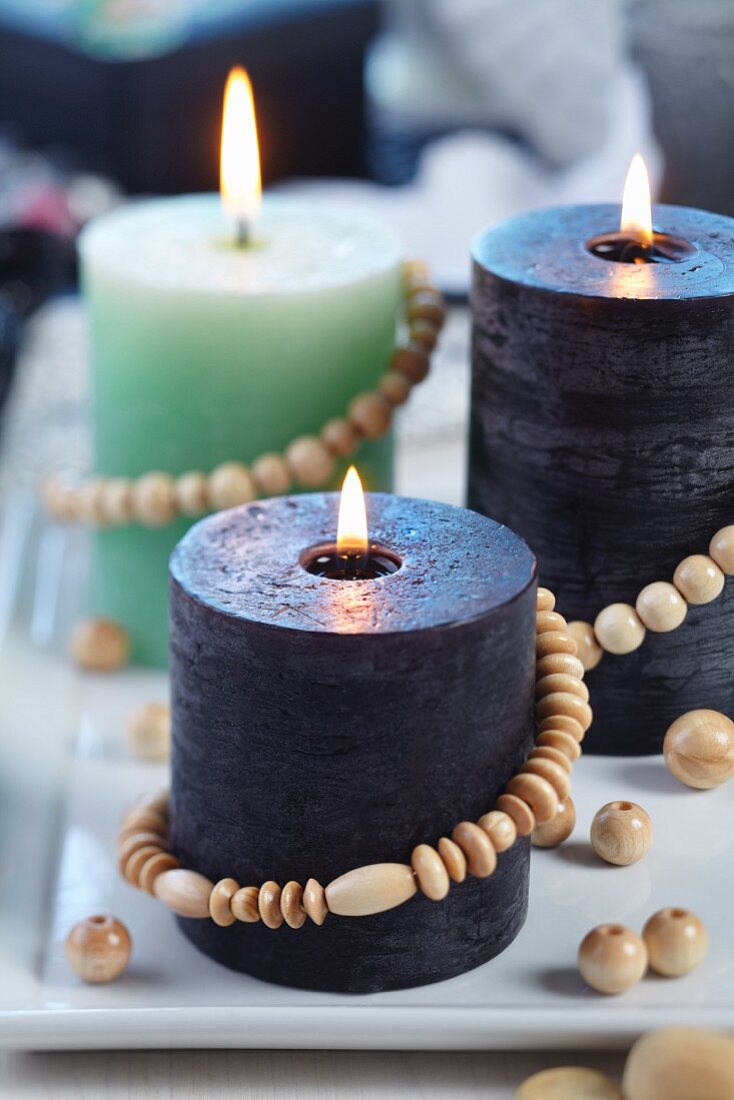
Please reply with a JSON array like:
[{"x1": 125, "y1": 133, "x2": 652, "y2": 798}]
[
  {"x1": 620, "y1": 154, "x2": 653, "y2": 246},
  {"x1": 337, "y1": 466, "x2": 368, "y2": 556},
  {"x1": 220, "y1": 66, "x2": 262, "y2": 235}
]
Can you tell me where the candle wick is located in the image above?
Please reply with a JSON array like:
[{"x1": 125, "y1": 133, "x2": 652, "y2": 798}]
[
  {"x1": 345, "y1": 552, "x2": 357, "y2": 581},
  {"x1": 235, "y1": 218, "x2": 251, "y2": 248}
]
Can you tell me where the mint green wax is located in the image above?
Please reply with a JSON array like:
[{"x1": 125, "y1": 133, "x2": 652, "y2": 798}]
[{"x1": 79, "y1": 196, "x2": 402, "y2": 666}]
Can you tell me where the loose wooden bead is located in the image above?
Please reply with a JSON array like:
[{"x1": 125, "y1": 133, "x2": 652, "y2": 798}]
[
  {"x1": 709, "y1": 525, "x2": 734, "y2": 575},
  {"x1": 663, "y1": 709, "x2": 734, "y2": 789},
  {"x1": 231, "y1": 886, "x2": 261, "y2": 923},
  {"x1": 519, "y1": 757, "x2": 571, "y2": 800},
  {"x1": 281, "y1": 881, "x2": 307, "y2": 929},
  {"x1": 528, "y1": 745, "x2": 573, "y2": 774},
  {"x1": 175, "y1": 471, "x2": 209, "y2": 517},
  {"x1": 594, "y1": 603, "x2": 646, "y2": 654},
  {"x1": 578, "y1": 923, "x2": 648, "y2": 994},
  {"x1": 437, "y1": 836, "x2": 467, "y2": 882},
  {"x1": 100, "y1": 478, "x2": 134, "y2": 525},
  {"x1": 506, "y1": 773, "x2": 558, "y2": 825},
  {"x1": 536, "y1": 631, "x2": 578, "y2": 659},
  {"x1": 591, "y1": 801, "x2": 653, "y2": 866},
  {"x1": 303, "y1": 878, "x2": 328, "y2": 925},
  {"x1": 477, "y1": 810, "x2": 517, "y2": 852},
  {"x1": 538, "y1": 714, "x2": 586, "y2": 741},
  {"x1": 411, "y1": 844, "x2": 450, "y2": 901},
  {"x1": 348, "y1": 392, "x2": 393, "y2": 440},
  {"x1": 643, "y1": 907, "x2": 708, "y2": 977},
  {"x1": 536, "y1": 610, "x2": 568, "y2": 635},
  {"x1": 535, "y1": 673, "x2": 589, "y2": 702},
  {"x1": 536, "y1": 693, "x2": 592, "y2": 733},
  {"x1": 536, "y1": 652, "x2": 585, "y2": 680},
  {"x1": 65, "y1": 915, "x2": 131, "y2": 983},
  {"x1": 119, "y1": 806, "x2": 167, "y2": 837},
  {"x1": 496, "y1": 792, "x2": 536, "y2": 836},
  {"x1": 536, "y1": 587, "x2": 556, "y2": 612},
  {"x1": 325, "y1": 863, "x2": 417, "y2": 917},
  {"x1": 391, "y1": 342, "x2": 430, "y2": 384},
  {"x1": 258, "y1": 881, "x2": 284, "y2": 928},
  {"x1": 406, "y1": 291, "x2": 446, "y2": 327},
  {"x1": 285, "y1": 435, "x2": 335, "y2": 489},
  {"x1": 451, "y1": 821, "x2": 497, "y2": 878},
  {"x1": 69, "y1": 617, "x2": 130, "y2": 672},
  {"x1": 536, "y1": 729, "x2": 582, "y2": 761},
  {"x1": 209, "y1": 877, "x2": 240, "y2": 927},
  {"x1": 321, "y1": 417, "x2": 359, "y2": 457},
  {"x1": 409, "y1": 319, "x2": 439, "y2": 351},
  {"x1": 674, "y1": 554, "x2": 725, "y2": 604},
  {"x1": 153, "y1": 869, "x2": 213, "y2": 918},
  {"x1": 567, "y1": 620, "x2": 604, "y2": 671},
  {"x1": 208, "y1": 461, "x2": 255, "y2": 510},
  {"x1": 532, "y1": 796, "x2": 576, "y2": 848},
  {"x1": 251, "y1": 452, "x2": 291, "y2": 497},
  {"x1": 124, "y1": 844, "x2": 164, "y2": 885},
  {"x1": 516, "y1": 1066, "x2": 623, "y2": 1100},
  {"x1": 76, "y1": 478, "x2": 108, "y2": 525},
  {"x1": 126, "y1": 701, "x2": 170, "y2": 761},
  {"x1": 623, "y1": 1027, "x2": 734, "y2": 1100},
  {"x1": 117, "y1": 831, "x2": 166, "y2": 872},
  {"x1": 132, "y1": 471, "x2": 177, "y2": 527},
  {"x1": 138, "y1": 851, "x2": 180, "y2": 894},
  {"x1": 636, "y1": 581, "x2": 687, "y2": 632},
  {"x1": 379, "y1": 370, "x2": 412, "y2": 407}
]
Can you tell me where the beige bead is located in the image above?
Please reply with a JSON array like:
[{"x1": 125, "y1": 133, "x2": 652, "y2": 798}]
[
  {"x1": 281, "y1": 881, "x2": 307, "y2": 929},
  {"x1": 348, "y1": 392, "x2": 393, "y2": 440},
  {"x1": 136, "y1": 789, "x2": 170, "y2": 818},
  {"x1": 567, "y1": 620, "x2": 604, "y2": 671},
  {"x1": 663, "y1": 709, "x2": 734, "y2": 789},
  {"x1": 636, "y1": 581, "x2": 688, "y2": 632},
  {"x1": 477, "y1": 810, "x2": 517, "y2": 852},
  {"x1": 536, "y1": 693, "x2": 593, "y2": 733},
  {"x1": 536, "y1": 610, "x2": 568, "y2": 635},
  {"x1": 119, "y1": 806, "x2": 167, "y2": 837},
  {"x1": 175, "y1": 471, "x2": 209, "y2": 517},
  {"x1": 536, "y1": 631, "x2": 578, "y2": 659},
  {"x1": 591, "y1": 801, "x2": 653, "y2": 866},
  {"x1": 406, "y1": 291, "x2": 446, "y2": 327},
  {"x1": 124, "y1": 845, "x2": 164, "y2": 886},
  {"x1": 643, "y1": 907, "x2": 708, "y2": 977},
  {"x1": 138, "y1": 851, "x2": 180, "y2": 894},
  {"x1": 536, "y1": 652, "x2": 585, "y2": 680},
  {"x1": 709, "y1": 525, "x2": 734, "y2": 575},
  {"x1": 231, "y1": 885, "x2": 261, "y2": 923},
  {"x1": 303, "y1": 878, "x2": 328, "y2": 925},
  {"x1": 594, "y1": 603, "x2": 646, "y2": 654},
  {"x1": 100, "y1": 478, "x2": 134, "y2": 525},
  {"x1": 496, "y1": 792, "x2": 536, "y2": 836},
  {"x1": 325, "y1": 863, "x2": 416, "y2": 917},
  {"x1": 42, "y1": 473, "x2": 78, "y2": 521},
  {"x1": 578, "y1": 923, "x2": 648, "y2": 994},
  {"x1": 506, "y1": 773, "x2": 559, "y2": 825},
  {"x1": 411, "y1": 844, "x2": 450, "y2": 900},
  {"x1": 538, "y1": 714, "x2": 586, "y2": 742},
  {"x1": 209, "y1": 878, "x2": 239, "y2": 927},
  {"x1": 674, "y1": 554, "x2": 725, "y2": 604},
  {"x1": 153, "y1": 869, "x2": 213, "y2": 918},
  {"x1": 76, "y1": 478, "x2": 108, "y2": 525},
  {"x1": 535, "y1": 673, "x2": 589, "y2": 703},
  {"x1": 321, "y1": 417, "x2": 359, "y2": 457},
  {"x1": 536, "y1": 729, "x2": 582, "y2": 761},
  {"x1": 437, "y1": 836, "x2": 468, "y2": 882},
  {"x1": 409, "y1": 319, "x2": 439, "y2": 351},
  {"x1": 132, "y1": 472, "x2": 177, "y2": 527},
  {"x1": 258, "y1": 881, "x2": 284, "y2": 929},
  {"x1": 65, "y1": 915, "x2": 131, "y2": 983},
  {"x1": 285, "y1": 435, "x2": 335, "y2": 489},
  {"x1": 69, "y1": 617, "x2": 130, "y2": 672},
  {"x1": 208, "y1": 461, "x2": 255, "y2": 510},
  {"x1": 403, "y1": 257, "x2": 430, "y2": 283},
  {"x1": 519, "y1": 757, "x2": 571, "y2": 800},
  {"x1": 528, "y1": 745, "x2": 573, "y2": 774},
  {"x1": 515, "y1": 1066, "x2": 623, "y2": 1100},
  {"x1": 391, "y1": 342, "x2": 430, "y2": 384},
  {"x1": 378, "y1": 370, "x2": 412, "y2": 407},
  {"x1": 623, "y1": 1028, "x2": 734, "y2": 1100},
  {"x1": 126, "y1": 701, "x2": 170, "y2": 761},
  {"x1": 451, "y1": 821, "x2": 497, "y2": 878},
  {"x1": 536, "y1": 587, "x2": 556, "y2": 612},
  {"x1": 532, "y1": 796, "x2": 576, "y2": 849},
  {"x1": 251, "y1": 453, "x2": 291, "y2": 497},
  {"x1": 117, "y1": 831, "x2": 166, "y2": 872}
]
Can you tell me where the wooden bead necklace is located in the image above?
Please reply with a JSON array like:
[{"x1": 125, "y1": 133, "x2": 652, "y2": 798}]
[{"x1": 41, "y1": 260, "x2": 443, "y2": 529}]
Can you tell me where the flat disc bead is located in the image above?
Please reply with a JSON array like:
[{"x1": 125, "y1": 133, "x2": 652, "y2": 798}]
[
  {"x1": 302, "y1": 879, "x2": 328, "y2": 926},
  {"x1": 578, "y1": 923, "x2": 648, "y2": 994},
  {"x1": 536, "y1": 693, "x2": 592, "y2": 732},
  {"x1": 519, "y1": 757, "x2": 571, "y2": 800},
  {"x1": 505, "y1": 773, "x2": 558, "y2": 824},
  {"x1": 285, "y1": 436, "x2": 335, "y2": 489},
  {"x1": 528, "y1": 745, "x2": 572, "y2": 774},
  {"x1": 437, "y1": 836, "x2": 467, "y2": 882},
  {"x1": 116, "y1": 832, "x2": 166, "y2": 874},
  {"x1": 477, "y1": 810, "x2": 517, "y2": 852},
  {"x1": 535, "y1": 673, "x2": 588, "y2": 702},
  {"x1": 536, "y1": 611, "x2": 568, "y2": 635},
  {"x1": 138, "y1": 851, "x2": 180, "y2": 894},
  {"x1": 325, "y1": 863, "x2": 417, "y2": 917},
  {"x1": 709, "y1": 525, "x2": 734, "y2": 574},
  {"x1": 567, "y1": 620, "x2": 604, "y2": 671},
  {"x1": 495, "y1": 792, "x2": 536, "y2": 836},
  {"x1": 536, "y1": 730, "x2": 582, "y2": 761},
  {"x1": 594, "y1": 603, "x2": 646, "y2": 654},
  {"x1": 674, "y1": 554, "x2": 725, "y2": 604},
  {"x1": 411, "y1": 844, "x2": 450, "y2": 900},
  {"x1": 231, "y1": 886, "x2": 261, "y2": 923},
  {"x1": 538, "y1": 714, "x2": 586, "y2": 741},
  {"x1": 258, "y1": 881, "x2": 283, "y2": 929},
  {"x1": 590, "y1": 801, "x2": 653, "y2": 866},
  {"x1": 281, "y1": 881, "x2": 307, "y2": 929},
  {"x1": 536, "y1": 587, "x2": 556, "y2": 612},
  {"x1": 209, "y1": 878, "x2": 240, "y2": 927},
  {"x1": 663, "y1": 709, "x2": 734, "y2": 789},
  {"x1": 451, "y1": 821, "x2": 497, "y2": 878},
  {"x1": 642, "y1": 907, "x2": 708, "y2": 976},
  {"x1": 532, "y1": 797, "x2": 576, "y2": 849},
  {"x1": 536, "y1": 652, "x2": 585, "y2": 680},
  {"x1": 635, "y1": 581, "x2": 687, "y2": 632},
  {"x1": 124, "y1": 844, "x2": 164, "y2": 885},
  {"x1": 536, "y1": 631, "x2": 578, "y2": 658}
]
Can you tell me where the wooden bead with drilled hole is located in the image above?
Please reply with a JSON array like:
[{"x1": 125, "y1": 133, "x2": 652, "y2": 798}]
[
  {"x1": 411, "y1": 844, "x2": 450, "y2": 900},
  {"x1": 303, "y1": 878, "x2": 328, "y2": 925},
  {"x1": 477, "y1": 810, "x2": 517, "y2": 852},
  {"x1": 506, "y1": 773, "x2": 558, "y2": 825},
  {"x1": 208, "y1": 461, "x2": 255, "y2": 510},
  {"x1": 623, "y1": 1027, "x2": 734, "y2": 1100},
  {"x1": 536, "y1": 693, "x2": 592, "y2": 732},
  {"x1": 532, "y1": 797, "x2": 576, "y2": 849},
  {"x1": 209, "y1": 878, "x2": 239, "y2": 927},
  {"x1": 348, "y1": 392, "x2": 393, "y2": 440},
  {"x1": 153, "y1": 869, "x2": 213, "y2": 918},
  {"x1": 674, "y1": 554, "x2": 725, "y2": 604},
  {"x1": 119, "y1": 806, "x2": 167, "y2": 836},
  {"x1": 528, "y1": 745, "x2": 572, "y2": 774},
  {"x1": 578, "y1": 923, "x2": 648, "y2": 994},
  {"x1": 567, "y1": 620, "x2": 604, "y2": 671},
  {"x1": 321, "y1": 417, "x2": 359, "y2": 457},
  {"x1": 281, "y1": 881, "x2": 307, "y2": 929},
  {"x1": 535, "y1": 673, "x2": 589, "y2": 702},
  {"x1": 126, "y1": 701, "x2": 170, "y2": 761},
  {"x1": 132, "y1": 471, "x2": 176, "y2": 526},
  {"x1": 709, "y1": 525, "x2": 734, "y2": 574},
  {"x1": 591, "y1": 801, "x2": 653, "y2": 866},
  {"x1": 69, "y1": 617, "x2": 130, "y2": 672},
  {"x1": 536, "y1": 611, "x2": 568, "y2": 635},
  {"x1": 391, "y1": 342, "x2": 430, "y2": 384},
  {"x1": 251, "y1": 453, "x2": 291, "y2": 497},
  {"x1": 636, "y1": 581, "x2": 687, "y2": 632},
  {"x1": 379, "y1": 370, "x2": 412, "y2": 406},
  {"x1": 496, "y1": 792, "x2": 536, "y2": 836},
  {"x1": 451, "y1": 821, "x2": 497, "y2": 878},
  {"x1": 285, "y1": 435, "x2": 335, "y2": 489},
  {"x1": 536, "y1": 631, "x2": 578, "y2": 659},
  {"x1": 258, "y1": 881, "x2": 283, "y2": 928},
  {"x1": 100, "y1": 478, "x2": 134, "y2": 525},
  {"x1": 65, "y1": 915, "x2": 131, "y2": 983},
  {"x1": 437, "y1": 837, "x2": 467, "y2": 882},
  {"x1": 409, "y1": 319, "x2": 439, "y2": 351},
  {"x1": 406, "y1": 291, "x2": 446, "y2": 327},
  {"x1": 124, "y1": 844, "x2": 163, "y2": 885},
  {"x1": 538, "y1": 713, "x2": 586, "y2": 741},
  {"x1": 642, "y1": 907, "x2": 708, "y2": 976},
  {"x1": 536, "y1": 652, "x2": 585, "y2": 680},
  {"x1": 663, "y1": 709, "x2": 734, "y2": 789},
  {"x1": 231, "y1": 886, "x2": 260, "y2": 923},
  {"x1": 325, "y1": 863, "x2": 417, "y2": 917},
  {"x1": 519, "y1": 757, "x2": 571, "y2": 800},
  {"x1": 536, "y1": 729, "x2": 582, "y2": 761},
  {"x1": 594, "y1": 603, "x2": 646, "y2": 654},
  {"x1": 138, "y1": 851, "x2": 180, "y2": 894},
  {"x1": 515, "y1": 1066, "x2": 623, "y2": 1100},
  {"x1": 536, "y1": 587, "x2": 556, "y2": 612},
  {"x1": 175, "y1": 471, "x2": 208, "y2": 518}
]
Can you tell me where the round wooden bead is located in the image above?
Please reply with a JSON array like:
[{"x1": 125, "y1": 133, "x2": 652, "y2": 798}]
[
  {"x1": 532, "y1": 796, "x2": 576, "y2": 849},
  {"x1": 536, "y1": 587, "x2": 556, "y2": 612},
  {"x1": 325, "y1": 863, "x2": 417, "y2": 918},
  {"x1": 123, "y1": 844, "x2": 163, "y2": 885},
  {"x1": 100, "y1": 478, "x2": 134, "y2": 525},
  {"x1": 594, "y1": 603, "x2": 646, "y2": 654},
  {"x1": 536, "y1": 729, "x2": 582, "y2": 761},
  {"x1": 209, "y1": 878, "x2": 240, "y2": 927},
  {"x1": 65, "y1": 915, "x2": 131, "y2": 983},
  {"x1": 536, "y1": 611, "x2": 568, "y2": 635},
  {"x1": 378, "y1": 370, "x2": 412, "y2": 407},
  {"x1": 391, "y1": 342, "x2": 430, "y2": 384},
  {"x1": 528, "y1": 745, "x2": 573, "y2": 774},
  {"x1": 285, "y1": 436, "x2": 335, "y2": 489},
  {"x1": 138, "y1": 851, "x2": 180, "y2": 894},
  {"x1": 642, "y1": 907, "x2": 708, "y2": 977},
  {"x1": 496, "y1": 793, "x2": 536, "y2": 836},
  {"x1": 516, "y1": 1066, "x2": 623, "y2": 1100},
  {"x1": 251, "y1": 453, "x2": 292, "y2": 497},
  {"x1": 126, "y1": 701, "x2": 170, "y2": 761},
  {"x1": 506, "y1": 773, "x2": 558, "y2": 825},
  {"x1": 153, "y1": 869, "x2": 213, "y2": 918},
  {"x1": 477, "y1": 810, "x2": 517, "y2": 852},
  {"x1": 281, "y1": 881, "x2": 307, "y2": 929},
  {"x1": 535, "y1": 673, "x2": 589, "y2": 702},
  {"x1": 208, "y1": 462, "x2": 255, "y2": 510},
  {"x1": 69, "y1": 618, "x2": 130, "y2": 672},
  {"x1": 258, "y1": 881, "x2": 284, "y2": 929},
  {"x1": 622, "y1": 1027, "x2": 734, "y2": 1100},
  {"x1": 538, "y1": 714, "x2": 586, "y2": 741},
  {"x1": 578, "y1": 923, "x2": 648, "y2": 994},
  {"x1": 348, "y1": 392, "x2": 393, "y2": 440},
  {"x1": 591, "y1": 801, "x2": 653, "y2": 866},
  {"x1": 536, "y1": 652, "x2": 585, "y2": 680},
  {"x1": 436, "y1": 837, "x2": 467, "y2": 882},
  {"x1": 175, "y1": 471, "x2": 209, "y2": 518},
  {"x1": 132, "y1": 471, "x2": 177, "y2": 527},
  {"x1": 76, "y1": 478, "x2": 108, "y2": 525},
  {"x1": 411, "y1": 844, "x2": 450, "y2": 901},
  {"x1": 451, "y1": 821, "x2": 497, "y2": 878},
  {"x1": 406, "y1": 291, "x2": 446, "y2": 327},
  {"x1": 321, "y1": 417, "x2": 359, "y2": 457},
  {"x1": 636, "y1": 581, "x2": 688, "y2": 633},
  {"x1": 519, "y1": 757, "x2": 571, "y2": 800},
  {"x1": 409, "y1": 319, "x2": 439, "y2": 351},
  {"x1": 231, "y1": 886, "x2": 261, "y2": 923},
  {"x1": 663, "y1": 709, "x2": 734, "y2": 789},
  {"x1": 674, "y1": 554, "x2": 725, "y2": 604},
  {"x1": 303, "y1": 878, "x2": 328, "y2": 925},
  {"x1": 567, "y1": 620, "x2": 604, "y2": 671},
  {"x1": 536, "y1": 693, "x2": 592, "y2": 733},
  {"x1": 709, "y1": 525, "x2": 734, "y2": 575},
  {"x1": 536, "y1": 631, "x2": 578, "y2": 659}
]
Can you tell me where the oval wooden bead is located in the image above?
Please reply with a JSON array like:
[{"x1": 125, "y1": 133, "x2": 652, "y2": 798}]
[
  {"x1": 451, "y1": 821, "x2": 497, "y2": 878},
  {"x1": 591, "y1": 800, "x2": 653, "y2": 866},
  {"x1": 258, "y1": 881, "x2": 283, "y2": 929},
  {"x1": 348, "y1": 392, "x2": 393, "y2": 440},
  {"x1": 495, "y1": 792, "x2": 536, "y2": 836},
  {"x1": 537, "y1": 714, "x2": 586, "y2": 741},
  {"x1": 516, "y1": 1066, "x2": 623, "y2": 1100},
  {"x1": 567, "y1": 620, "x2": 604, "y2": 671},
  {"x1": 536, "y1": 587, "x2": 556, "y2": 612},
  {"x1": 536, "y1": 611, "x2": 568, "y2": 635},
  {"x1": 321, "y1": 417, "x2": 359, "y2": 457},
  {"x1": 409, "y1": 319, "x2": 439, "y2": 351},
  {"x1": 208, "y1": 462, "x2": 255, "y2": 510},
  {"x1": 578, "y1": 923, "x2": 648, "y2": 994},
  {"x1": 594, "y1": 603, "x2": 646, "y2": 654},
  {"x1": 535, "y1": 729, "x2": 582, "y2": 761},
  {"x1": 251, "y1": 453, "x2": 291, "y2": 497},
  {"x1": 674, "y1": 554, "x2": 725, "y2": 604},
  {"x1": 437, "y1": 837, "x2": 467, "y2": 882},
  {"x1": 643, "y1": 907, "x2": 708, "y2": 977},
  {"x1": 636, "y1": 581, "x2": 688, "y2": 632},
  {"x1": 175, "y1": 471, "x2": 208, "y2": 518},
  {"x1": 411, "y1": 844, "x2": 450, "y2": 901},
  {"x1": 132, "y1": 471, "x2": 177, "y2": 527},
  {"x1": 126, "y1": 701, "x2": 170, "y2": 761},
  {"x1": 532, "y1": 796, "x2": 576, "y2": 849},
  {"x1": 536, "y1": 652, "x2": 585, "y2": 680},
  {"x1": 281, "y1": 881, "x2": 307, "y2": 929},
  {"x1": 231, "y1": 885, "x2": 261, "y2": 923},
  {"x1": 69, "y1": 617, "x2": 130, "y2": 672},
  {"x1": 325, "y1": 863, "x2": 417, "y2": 917},
  {"x1": 535, "y1": 673, "x2": 589, "y2": 703},
  {"x1": 124, "y1": 845, "x2": 164, "y2": 886},
  {"x1": 536, "y1": 693, "x2": 592, "y2": 733},
  {"x1": 65, "y1": 915, "x2": 131, "y2": 983},
  {"x1": 209, "y1": 878, "x2": 240, "y2": 927},
  {"x1": 536, "y1": 631, "x2": 578, "y2": 659},
  {"x1": 623, "y1": 1027, "x2": 734, "y2": 1100},
  {"x1": 477, "y1": 810, "x2": 517, "y2": 852},
  {"x1": 117, "y1": 832, "x2": 167, "y2": 875},
  {"x1": 391, "y1": 342, "x2": 430, "y2": 384},
  {"x1": 153, "y1": 869, "x2": 213, "y2": 918},
  {"x1": 709, "y1": 524, "x2": 734, "y2": 575},
  {"x1": 528, "y1": 745, "x2": 573, "y2": 774},
  {"x1": 303, "y1": 878, "x2": 328, "y2": 925},
  {"x1": 663, "y1": 708, "x2": 734, "y2": 789},
  {"x1": 519, "y1": 757, "x2": 571, "y2": 800},
  {"x1": 138, "y1": 851, "x2": 180, "y2": 894},
  {"x1": 100, "y1": 477, "x2": 134, "y2": 525},
  {"x1": 506, "y1": 773, "x2": 558, "y2": 825},
  {"x1": 285, "y1": 436, "x2": 335, "y2": 489}
]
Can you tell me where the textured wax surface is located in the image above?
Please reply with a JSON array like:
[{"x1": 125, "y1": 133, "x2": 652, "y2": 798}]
[
  {"x1": 469, "y1": 204, "x2": 734, "y2": 756},
  {"x1": 170, "y1": 494, "x2": 537, "y2": 992}
]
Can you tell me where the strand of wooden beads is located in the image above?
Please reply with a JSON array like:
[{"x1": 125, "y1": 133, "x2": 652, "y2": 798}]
[
  {"x1": 116, "y1": 586, "x2": 589, "y2": 927},
  {"x1": 41, "y1": 260, "x2": 445, "y2": 529}
]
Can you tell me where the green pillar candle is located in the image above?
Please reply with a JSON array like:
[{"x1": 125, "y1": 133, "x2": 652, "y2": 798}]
[{"x1": 78, "y1": 195, "x2": 402, "y2": 666}]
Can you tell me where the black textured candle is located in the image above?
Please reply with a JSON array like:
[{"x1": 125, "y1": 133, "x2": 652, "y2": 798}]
[
  {"x1": 169, "y1": 493, "x2": 536, "y2": 992},
  {"x1": 469, "y1": 203, "x2": 734, "y2": 756}
]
